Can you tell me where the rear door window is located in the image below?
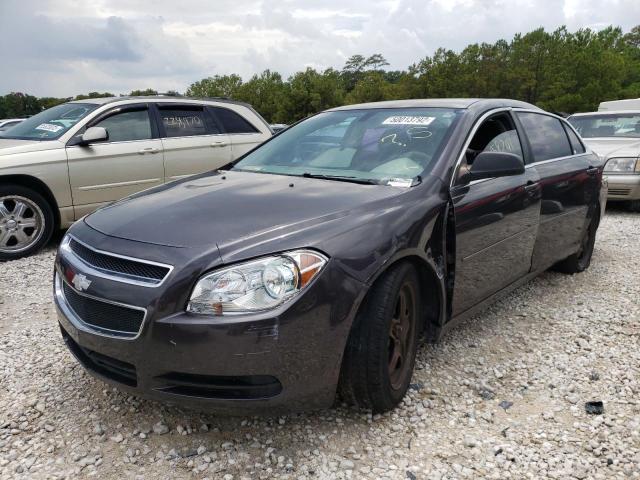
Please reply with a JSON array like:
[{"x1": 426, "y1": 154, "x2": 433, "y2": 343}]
[
  {"x1": 563, "y1": 124, "x2": 586, "y2": 154},
  {"x1": 211, "y1": 107, "x2": 259, "y2": 134},
  {"x1": 517, "y1": 112, "x2": 572, "y2": 162},
  {"x1": 159, "y1": 105, "x2": 219, "y2": 137}
]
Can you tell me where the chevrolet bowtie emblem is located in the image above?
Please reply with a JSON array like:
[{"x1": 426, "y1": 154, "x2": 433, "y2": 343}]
[{"x1": 72, "y1": 273, "x2": 92, "y2": 292}]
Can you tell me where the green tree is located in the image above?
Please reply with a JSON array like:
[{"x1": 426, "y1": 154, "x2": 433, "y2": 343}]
[
  {"x1": 186, "y1": 75, "x2": 243, "y2": 98},
  {"x1": 129, "y1": 88, "x2": 158, "y2": 96},
  {"x1": 0, "y1": 92, "x2": 41, "y2": 117},
  {"x1": 75, "y1": 92, "x2": 115, "y2": 100}
]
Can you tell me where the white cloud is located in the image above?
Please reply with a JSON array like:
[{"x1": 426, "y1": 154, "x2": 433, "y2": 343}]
[{"x1": 0, "y1": 0, "x2": 638, "y2": 97}]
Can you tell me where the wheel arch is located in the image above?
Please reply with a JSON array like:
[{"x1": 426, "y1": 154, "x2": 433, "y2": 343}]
[
  {"x1": 361, "y1": 251, "x2": 448, "y2": 343},
  {"x1": 0, "y1": 174, "x2": 61, "y2": 230}
]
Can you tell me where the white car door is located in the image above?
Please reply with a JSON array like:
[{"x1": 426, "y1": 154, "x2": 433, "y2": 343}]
[
  {"x1": 209, "y1": 106, "x2": 271, "y2": 158},
  {"x1": 156, "y1": 103, "x2": 232, "y2": 181},
  {"x1": 66, "y1": 103, "x2": 164, "y2": 217}
]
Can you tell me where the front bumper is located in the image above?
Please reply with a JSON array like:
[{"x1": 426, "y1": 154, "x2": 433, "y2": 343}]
[
  {"x1": 54, "y1": 226, "x2": 363, "y2": 414},
  {"x1": 605, "y1": 174, "x2": 640, "y2": 201}
]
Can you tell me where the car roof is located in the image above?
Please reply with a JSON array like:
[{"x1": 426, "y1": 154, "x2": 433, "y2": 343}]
[
  {"x1": 67, "y1": 96, "x2": 254, "y2": 109},
  {"x1": 329, "y1": 98, "x2": 539, "y2": 111},
  {"x1": 569, "y1": 110, "x2": 640, "y2": 117}
]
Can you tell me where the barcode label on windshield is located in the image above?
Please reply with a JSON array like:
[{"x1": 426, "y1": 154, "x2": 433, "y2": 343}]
[
  {"x1": 383, "y1": 116, "x2": 435, "y2": 126},
  {"x1": 35, "y1": 123, "x2": 63, "y2": 133}
]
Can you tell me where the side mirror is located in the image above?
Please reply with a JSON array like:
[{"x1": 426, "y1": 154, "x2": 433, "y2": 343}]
[
  {"x1": 79, "y1": 126, "x2": 108, "y2": 145},
  {"x1": 470, "y1": 151, "x2": 525, "y2": 180}
]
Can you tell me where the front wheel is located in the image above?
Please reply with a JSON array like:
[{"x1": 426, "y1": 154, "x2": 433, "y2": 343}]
[
  {"x1": 553, "y1": 210, "x2": 599, "y2": 274},
  {"x1": 0, "y1": 185, "x2": 55, "y2": 261},
  {"x1": 339, "y1": 262, "x2": 421, "y2": 412}
]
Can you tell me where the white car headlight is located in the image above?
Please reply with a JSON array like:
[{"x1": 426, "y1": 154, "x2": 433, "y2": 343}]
[
  {"x1": 604, "y1": 157, "x2": 638, "y2": 173},
  {"x1": 187, "y1": 250, "x2": 327, "y2": 315}
]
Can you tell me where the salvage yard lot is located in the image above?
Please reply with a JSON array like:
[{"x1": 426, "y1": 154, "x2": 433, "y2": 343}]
[{"x1": 1, "y1": 209, "x2": 639, "y2": 479}]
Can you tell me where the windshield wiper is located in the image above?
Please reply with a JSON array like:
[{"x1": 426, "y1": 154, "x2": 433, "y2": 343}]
[{"x1": 301, "y1": 173, "x2": 379, "y2": 185}]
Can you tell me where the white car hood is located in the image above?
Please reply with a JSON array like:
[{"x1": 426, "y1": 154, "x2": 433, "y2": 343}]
[
  {"x1": 583, "y1": 137, "x2": 640, "y2": 159},
  {"x1": 0, "y1": 138, "x2": 63, "y2": 157}
]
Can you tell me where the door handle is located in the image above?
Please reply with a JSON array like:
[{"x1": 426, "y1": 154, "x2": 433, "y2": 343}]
[
  {"x1": 138, "y1": 147, "x2": 160, "y2": 154},
  {"x1": 210, "y1": 141, "x2": 228, "y2": 148},
  {"x1": 586, "y1": 166, "x2": 598, "y2": 175},
  {"x1": 524, "y1": 181, "x2": 539, "y2": 192}
]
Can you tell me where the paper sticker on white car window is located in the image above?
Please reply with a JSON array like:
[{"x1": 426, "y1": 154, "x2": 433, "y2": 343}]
[
  {"x1": 382, "y1": 116, "x2": 435, "y2": 126},
  {"x1": 35, "y1": 123, "x2": 63, "y2": 133}
]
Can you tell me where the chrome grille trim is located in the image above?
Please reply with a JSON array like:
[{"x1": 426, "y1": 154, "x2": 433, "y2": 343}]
[
  {"x1": 62, "y1": 235, "x2": 173, "y2": 288},
  {"x1": 55, "y1": 273, "x2": 147, "y2": 340},
  {"x1": 608, "y1": 188, "x2": 631, "y2": 196}
]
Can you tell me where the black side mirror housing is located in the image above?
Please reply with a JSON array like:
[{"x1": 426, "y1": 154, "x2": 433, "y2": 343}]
[{"x1": 469, "y1": 151, "x2": 525, "y2": 180}]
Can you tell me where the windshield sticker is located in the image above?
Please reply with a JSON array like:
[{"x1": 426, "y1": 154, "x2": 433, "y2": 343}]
[
  {"x1": 382, "y1": 116, "x2": 435, "y2": 126},
  {"x1": 35, "y1": 123, "x2": 63, "y2": 133},
  {"x1": 387, "y1": 178, "x2": 414, "y2": 188}
]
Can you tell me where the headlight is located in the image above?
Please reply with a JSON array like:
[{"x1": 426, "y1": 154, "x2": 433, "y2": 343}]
[
  {"x1": 604, "y1": 157, "x2": 639, "y2": 173},
  {"x1": 187, "y1": 250, "x2": 327, "y2": 315}
]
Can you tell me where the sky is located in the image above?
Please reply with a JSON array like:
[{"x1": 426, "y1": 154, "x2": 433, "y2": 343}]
[{"x1": 0, "y1": 0, "x2": 639, "y2": 97}]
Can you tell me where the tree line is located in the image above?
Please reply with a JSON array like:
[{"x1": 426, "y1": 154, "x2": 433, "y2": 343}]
[{"x1": 1, "y1": 25, "x2": 638, "y2": 124}]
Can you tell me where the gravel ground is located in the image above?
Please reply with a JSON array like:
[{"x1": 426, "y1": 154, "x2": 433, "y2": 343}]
[{"x1": 1, "y1": 208, "x2": 639, "y2": 480}]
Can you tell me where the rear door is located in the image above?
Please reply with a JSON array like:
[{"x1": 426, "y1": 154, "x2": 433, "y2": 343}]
[
  {"x1": 515, "y1": 111, "x2": 593, "y2": 271},
  {"x1": 209, "y1": 106, "x2": 269, "y2": 158},
  {"x1": 451, "y1": 110, "x2": 541, "y2": 315},
  {"x1": 66, "y1": 103, "x2": 164, "y2": 216},
  {"x1": 155, "y1": 103, "x2": 232, "y2": 181}
]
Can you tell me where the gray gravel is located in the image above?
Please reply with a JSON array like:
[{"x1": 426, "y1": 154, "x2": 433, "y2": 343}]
[{"x1": 1, "y1": 208, "x2": 639, "y2": 479}]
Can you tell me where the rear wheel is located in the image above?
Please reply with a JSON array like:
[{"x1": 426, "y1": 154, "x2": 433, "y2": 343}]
[
  {"x1": 554, "y1": 210, "x2": 599, "y2": 274},
  {"x1": 0, "y1": 185, "x2": 55, "y2": 261},
  {"x1": 339, "y1": 263, "x2": 421, "y2": 412}
]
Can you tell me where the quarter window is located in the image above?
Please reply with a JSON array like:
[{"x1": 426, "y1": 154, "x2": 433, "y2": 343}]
[
  {"x1": 212, "y1": 107, "x2": 259, "y2": 134},
  {"x1": 159, "y1": 106, "x2": 218, "y2": 137},
  {"x1": 94, "y1": 109, "x2": 152, "y2": 142},
  {"x1": 563, "y1": 124, "x2": 586, "y2": 154},
  {"x1": 517, "y1": 112, "x2": 572, "y2": 161}
]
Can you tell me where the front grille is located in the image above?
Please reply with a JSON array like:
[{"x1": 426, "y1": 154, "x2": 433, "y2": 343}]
[
  {"x1": 60, "y1": 326, "x2": 137, "y2": 387},
  {"x1": 69, "y1": 238, "x2": 170, "y2": 283},
  {"x1": 154, "y1": 372, "x2": 282, "y2": 400},
  {"x1": 608, "y1": 188, "x2": 631, "y2": 197},
  {"x1": 62, "y1": 281, "x2": 145, "y2": 337}
]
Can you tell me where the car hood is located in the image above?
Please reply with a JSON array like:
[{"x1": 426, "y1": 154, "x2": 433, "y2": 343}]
[
  {"x1": 85, "y1": 170, "x2": 411, "y2": 250},
  {"x1": 0, "y1": 138, "x2": 63, "y2": 156},
  {"x1": 583, "y1": 137, "x2": 640, "y2": 159}
]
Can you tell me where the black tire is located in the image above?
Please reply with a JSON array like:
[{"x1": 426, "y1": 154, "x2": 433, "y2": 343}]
[
  {"x1": 339, "y1": 262, "x2": 421, "y2": 412},
  {"x1": 553, "y1": 210, "x2": 599, "y2": 274},
  {"x1": 628, "y1": 200, "x2": 640, "y2": 213},
  {"x1": 0, "y1": 185, "x2": 55, "y2": 261}
]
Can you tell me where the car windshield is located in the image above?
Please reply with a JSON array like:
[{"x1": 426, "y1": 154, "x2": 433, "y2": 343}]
[
  {"x1": 568, "y1": 113, "x2": 640, "y2": 138},
  {"x1": 0, "y1": 103, "x2": 98, "y2": 140},
  {"x1": 232, "y1": 108, "x2": 463, "y2": 185}
]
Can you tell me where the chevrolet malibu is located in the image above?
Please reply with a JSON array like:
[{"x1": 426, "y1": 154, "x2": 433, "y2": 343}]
[{"x1": 54, "y1": 99, "x2": 606, "y2": 413}]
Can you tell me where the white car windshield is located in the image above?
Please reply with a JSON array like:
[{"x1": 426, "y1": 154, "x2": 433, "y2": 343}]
[
  {"x1": 0, "y1": 103, "x2": 98, "y2": 140},
  {"x1": 569, "y1": 113, "x2": 640, "y2": 138},
  {"x1": 232, "y1": 108, "x2": 463, "y2": 186}
]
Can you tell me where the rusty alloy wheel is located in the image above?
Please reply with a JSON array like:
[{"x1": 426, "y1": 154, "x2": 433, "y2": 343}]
[{"x1": 388, "y1": 282, "x2": 416, "y2": 391}]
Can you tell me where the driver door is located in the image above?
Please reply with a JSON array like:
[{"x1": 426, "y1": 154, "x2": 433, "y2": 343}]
[
  {"x1": 66, "y1": 104, "x2": 164, "y2": 218},
  {"x1": 451, "y1": 111, "x2": 541, "y2": 315}
]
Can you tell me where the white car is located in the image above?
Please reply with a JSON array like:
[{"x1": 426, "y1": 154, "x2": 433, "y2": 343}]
[
  {"x1": 0, "y1": 118, "x2": 25, "y2": 131},
  {"x1": 0, "y1": 97, "x2": 272, "y2": 260},
  {"x1": 568, "y1": 110, "x2": 640, "y2": 211}
]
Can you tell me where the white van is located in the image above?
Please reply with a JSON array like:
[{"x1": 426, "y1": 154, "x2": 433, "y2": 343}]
[{"x1": 598, "y1": 98, "x2": 640, "y2": 111}]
